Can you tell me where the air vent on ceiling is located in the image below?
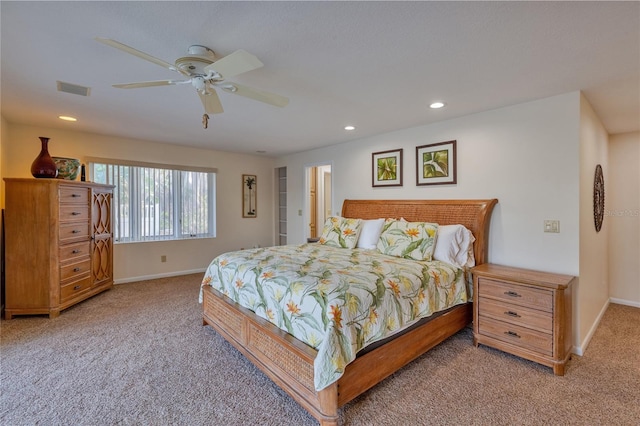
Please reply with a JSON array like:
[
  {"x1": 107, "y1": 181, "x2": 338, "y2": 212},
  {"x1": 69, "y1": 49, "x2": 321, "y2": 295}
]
[{"x1": 57, "y1": 81, "x2": 91, "y2": 97}]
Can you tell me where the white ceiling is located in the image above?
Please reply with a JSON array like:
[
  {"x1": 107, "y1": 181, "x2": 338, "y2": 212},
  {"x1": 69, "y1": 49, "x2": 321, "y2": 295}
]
[{"x1": 1, "y1": 1, "x2": 639, "y2": 157}]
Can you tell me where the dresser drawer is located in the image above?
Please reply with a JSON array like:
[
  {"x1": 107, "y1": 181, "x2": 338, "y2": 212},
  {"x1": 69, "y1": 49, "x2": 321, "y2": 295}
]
[
  {"x1": 59, "y1": 222, "x2": 90, "y2": 243},
  {"x1": 478, "y1": 316, "x2": 552, "y2": 356},
  {"x1": 59, "y1": 205, "x2": 89, "y2": 223},
  {"x1": 478, "y1": 278, "x2": 553, "y2": 312},
  {"x1": 60, "y1": 258, "x2": 91, "y2": 283},
  {"x1": 479, "y1": 297, "x2": 553, "y2": 333},
  {"x1": 60, "y1": 277, "x2": 92, "y2": 302},
  {"x1": 59, "y1": 242, "x2": 91, "y2": 262},
  {"x1": 59, "y1": 186, "x2": 89, "y2": 204}
]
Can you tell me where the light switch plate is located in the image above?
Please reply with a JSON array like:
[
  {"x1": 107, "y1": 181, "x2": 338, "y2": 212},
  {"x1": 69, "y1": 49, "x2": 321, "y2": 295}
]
[{"x1": 544, "y1": 220, "x2": 560, "y2": 233}]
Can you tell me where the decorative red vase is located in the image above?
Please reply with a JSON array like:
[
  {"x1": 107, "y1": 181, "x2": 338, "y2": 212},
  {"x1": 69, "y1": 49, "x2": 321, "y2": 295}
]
[{"x1": 30, "y1": 137, "x2": 58, "y2": 178}]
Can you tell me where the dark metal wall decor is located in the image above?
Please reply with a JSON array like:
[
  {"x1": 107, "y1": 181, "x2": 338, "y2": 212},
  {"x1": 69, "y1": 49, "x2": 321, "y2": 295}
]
[{"x1": 593, "y1": 164, "x2": 604, "y2": 232}]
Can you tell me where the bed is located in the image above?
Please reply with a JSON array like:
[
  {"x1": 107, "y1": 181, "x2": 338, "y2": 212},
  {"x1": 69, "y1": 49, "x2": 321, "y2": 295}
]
[{"x1": 201, "y1": 199, "x2": 497, "y2": 425}]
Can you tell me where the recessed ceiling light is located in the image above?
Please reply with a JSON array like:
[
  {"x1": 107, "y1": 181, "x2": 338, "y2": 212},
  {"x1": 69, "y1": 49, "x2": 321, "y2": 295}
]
[
  {"x1": 58, "y1": 115, "x2": 77, "y2": 122},
  {"x1": 344, "y1": 125, "x2": 356, "y2": 131},
  {"x1": 429, "y1": 102, "x2": 446, "y2": 109}
]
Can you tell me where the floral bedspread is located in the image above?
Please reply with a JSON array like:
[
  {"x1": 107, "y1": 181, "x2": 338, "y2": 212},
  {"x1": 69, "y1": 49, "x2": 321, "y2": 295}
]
[{"x1": 199, "y1": 243, "x2": 469, "y2": 391}]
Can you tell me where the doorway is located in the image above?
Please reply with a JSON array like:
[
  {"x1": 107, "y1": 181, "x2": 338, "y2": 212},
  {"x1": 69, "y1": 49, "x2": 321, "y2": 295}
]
[{"x1": 305, "y1": 164, "x2": 332, "y2": 241}]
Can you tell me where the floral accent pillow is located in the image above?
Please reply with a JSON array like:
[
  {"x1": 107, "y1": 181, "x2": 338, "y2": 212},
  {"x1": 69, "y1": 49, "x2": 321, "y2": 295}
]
[
  {"x1": 376, "y1": 219, "x2": 439, "y2": 261},
  {"x1": 318, "y1": 217, "x2": 363, "y2": 249}
]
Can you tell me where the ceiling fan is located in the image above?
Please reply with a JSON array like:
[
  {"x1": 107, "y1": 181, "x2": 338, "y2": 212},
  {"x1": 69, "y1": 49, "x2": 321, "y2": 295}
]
[{"x1": 95, "y1": 38, "x2": 288, "y2": 125}]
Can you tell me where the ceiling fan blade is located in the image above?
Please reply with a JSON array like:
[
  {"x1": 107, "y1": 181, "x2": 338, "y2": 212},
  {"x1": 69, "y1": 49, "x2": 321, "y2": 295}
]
[
  {"x1": 220, "y1": 83, "x2": 289, "y2": 108},
  {"x1": 199, "y1": 88, "x2": 224, "y2": 114},
  {"x1": 113, "y1": 79, "x2": 188, "y2": 89},
  {"x1": 96, "y1": 37, "x2": 177, "y2": 72},
  {"x1": 203, "y1": 50, "x2": 263, "y2": 79}
]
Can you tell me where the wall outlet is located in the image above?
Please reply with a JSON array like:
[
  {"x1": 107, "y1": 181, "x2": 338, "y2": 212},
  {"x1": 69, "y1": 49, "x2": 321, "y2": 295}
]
[
  {"x1": 161, "y1": 255, "x2": 167, "y2": 263},
  {"x1": 544, "y1": 220, "x2": 560, "y2": 233}
]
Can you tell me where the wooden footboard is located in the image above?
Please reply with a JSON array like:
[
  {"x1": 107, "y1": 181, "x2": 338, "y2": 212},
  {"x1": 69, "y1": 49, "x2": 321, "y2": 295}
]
[
  {"x1": 203, "y1": 285, "x2": 472, "y2": 425},
  {"x1": 202, "y1": 286, "x2": 339, "y2": 424}
]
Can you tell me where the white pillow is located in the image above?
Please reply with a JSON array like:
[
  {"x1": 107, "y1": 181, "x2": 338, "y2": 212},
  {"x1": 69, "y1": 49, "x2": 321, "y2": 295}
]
[
  {"x1": 433, "y1": 224, "x2": 476, "y2": 268},
  {"x1": 356, "y1": 218, "x2": 385, "y2": 249}
]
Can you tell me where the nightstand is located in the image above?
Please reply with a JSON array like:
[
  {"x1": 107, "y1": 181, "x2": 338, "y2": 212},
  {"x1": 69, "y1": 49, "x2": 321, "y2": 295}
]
[{"x1": 472, "y1": 263, "x2": 575, "y2": 375}]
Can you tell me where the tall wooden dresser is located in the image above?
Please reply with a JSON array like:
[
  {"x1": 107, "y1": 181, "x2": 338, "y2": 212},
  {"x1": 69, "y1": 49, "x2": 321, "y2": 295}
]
[{"x1": 3, "y1": 178, "x2": 115, "y2": 319}]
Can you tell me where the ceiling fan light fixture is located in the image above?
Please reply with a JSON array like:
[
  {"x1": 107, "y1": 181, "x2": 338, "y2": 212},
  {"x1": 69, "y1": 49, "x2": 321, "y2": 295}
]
[
  {"x1": 429, "y1": 101, "x2": 446, "y2": 109},
  {"x1": 192, "y1": 76, "x2": 206, "y2": 91}
]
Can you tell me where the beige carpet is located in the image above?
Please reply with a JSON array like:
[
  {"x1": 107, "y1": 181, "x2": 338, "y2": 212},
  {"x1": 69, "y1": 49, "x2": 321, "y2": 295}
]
[{"x1": 1, "y1": 273, "x2": 638, "y2": 425}]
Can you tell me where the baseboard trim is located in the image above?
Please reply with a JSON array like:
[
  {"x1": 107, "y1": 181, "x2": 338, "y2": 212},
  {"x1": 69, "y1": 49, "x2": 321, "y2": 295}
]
[
  {"x1": 114, "y1": 268, "x2": 206, "y2": 284},
  {"x1": 609, "y1": 298, "x2": 640, "y2": 308},
  {"x1": 573, "y1": 298, "x2": 610, "y2": 356}
]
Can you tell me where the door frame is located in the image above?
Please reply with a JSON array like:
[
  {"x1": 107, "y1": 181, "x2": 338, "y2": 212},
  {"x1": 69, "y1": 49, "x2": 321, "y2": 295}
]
[{"x1": 303, "y1": 161, "x2": 333, "y2": 241}]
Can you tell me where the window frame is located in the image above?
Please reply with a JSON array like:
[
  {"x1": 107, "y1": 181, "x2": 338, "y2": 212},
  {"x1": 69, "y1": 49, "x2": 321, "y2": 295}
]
[{"x1": 88, "y1": 158, "x2": 216, "y2": 243}]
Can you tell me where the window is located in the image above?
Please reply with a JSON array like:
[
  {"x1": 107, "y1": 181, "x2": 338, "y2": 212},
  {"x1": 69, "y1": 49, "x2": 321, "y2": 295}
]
[{"x1": 89, "y1": 159, "x2": 216, "y2": 243}]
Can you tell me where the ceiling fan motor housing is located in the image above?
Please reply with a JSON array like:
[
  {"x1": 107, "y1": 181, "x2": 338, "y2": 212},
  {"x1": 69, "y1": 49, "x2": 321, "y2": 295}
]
[{"x1": 175, "y1": 45, "x2": 216, "y2": 76}]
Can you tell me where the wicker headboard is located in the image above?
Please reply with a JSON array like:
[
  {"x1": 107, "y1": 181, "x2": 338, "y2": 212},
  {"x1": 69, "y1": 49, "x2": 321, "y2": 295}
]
[{"x1": 341, "y1": 199, "x2": 498, "y2": 265}]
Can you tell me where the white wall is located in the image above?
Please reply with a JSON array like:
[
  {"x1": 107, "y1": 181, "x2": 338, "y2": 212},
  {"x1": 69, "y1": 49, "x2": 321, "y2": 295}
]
[
  {"x1": 608, "y1": 131, "x2": 640, "y2": 306},
  {"x1": 1, "y1": 123, "x2": 275, "y2": 282},
  {"x1": 0, "y1": 115, "x2": 7, "y2": 207},
  {"x1": 278, "y1": 92, "x2": 581, "y2": 273},
  {"x1": 276, "y1": 92, "x2": 586, "y2": 347},
  {"x1": 577, "y1": 94, "x2": 610, "y2": 353},
  {"x1": 1, "y1": 116, "x2": 6, "y2": 308}
]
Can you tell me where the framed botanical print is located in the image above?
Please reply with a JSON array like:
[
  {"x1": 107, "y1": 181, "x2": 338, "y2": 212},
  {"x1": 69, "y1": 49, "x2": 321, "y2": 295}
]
[
  {"x1": 372, "y1": 149, "x2": 403, "y2": 187},
  {"x1": 416, "y1": 140, "x2": 457, "y2": 186},
  {"x1": 243, "y1": 174, "x2": 257, "y2": 218}
]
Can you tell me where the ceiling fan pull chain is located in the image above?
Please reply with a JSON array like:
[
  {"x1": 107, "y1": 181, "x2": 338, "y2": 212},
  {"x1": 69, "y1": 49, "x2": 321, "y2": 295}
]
[{"x1": 202, "y1": 114, "x2": 210, "y2": 129}]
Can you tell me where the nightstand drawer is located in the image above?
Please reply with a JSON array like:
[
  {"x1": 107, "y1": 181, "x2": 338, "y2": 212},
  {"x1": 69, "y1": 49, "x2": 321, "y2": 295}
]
[
  {"x1": 478, "y1": 297, "x2": 552, "y2": 333},
  {"x1": 478, "y1": 278, "x2": 553, "y2": 312},
  {"x1": 478, "y1": 316, "x2": 552, "y2": 356}
]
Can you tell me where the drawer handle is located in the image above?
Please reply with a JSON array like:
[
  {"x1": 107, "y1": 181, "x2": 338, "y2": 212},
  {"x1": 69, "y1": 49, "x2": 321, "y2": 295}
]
[
  {"x1": 72, "y1": 230, "x2": 80, "y2": 234},
  {"x1": 73, "y1": 267, "x2": 81, "y2": 272},
  {"x1": 73, "y1": 285, "x2": 81, "y2": 290},
  {"x1": 504, "y1": 291, "x2": 521, "y2": 298},
  {"x1": 72, "y1": 249, "x2": 80, "y2": 254},
  {"x1": 71, "y1": 211, "x2": 81, "y2": 216},
  {"x1": 504, "y1": 330, "x2": 521, "y2": 339},
  {"x1": 71, "y1": 194, "x2": 81, "y2": 198},
  {"x1": 504, "y1": 310, "x2": 521, "y2": 318}
]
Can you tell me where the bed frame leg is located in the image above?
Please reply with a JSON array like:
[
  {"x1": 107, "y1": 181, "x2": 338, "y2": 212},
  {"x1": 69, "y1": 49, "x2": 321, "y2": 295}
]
[{"x1": 316, "y1": 384, "x2": 339, "y2": 425}]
